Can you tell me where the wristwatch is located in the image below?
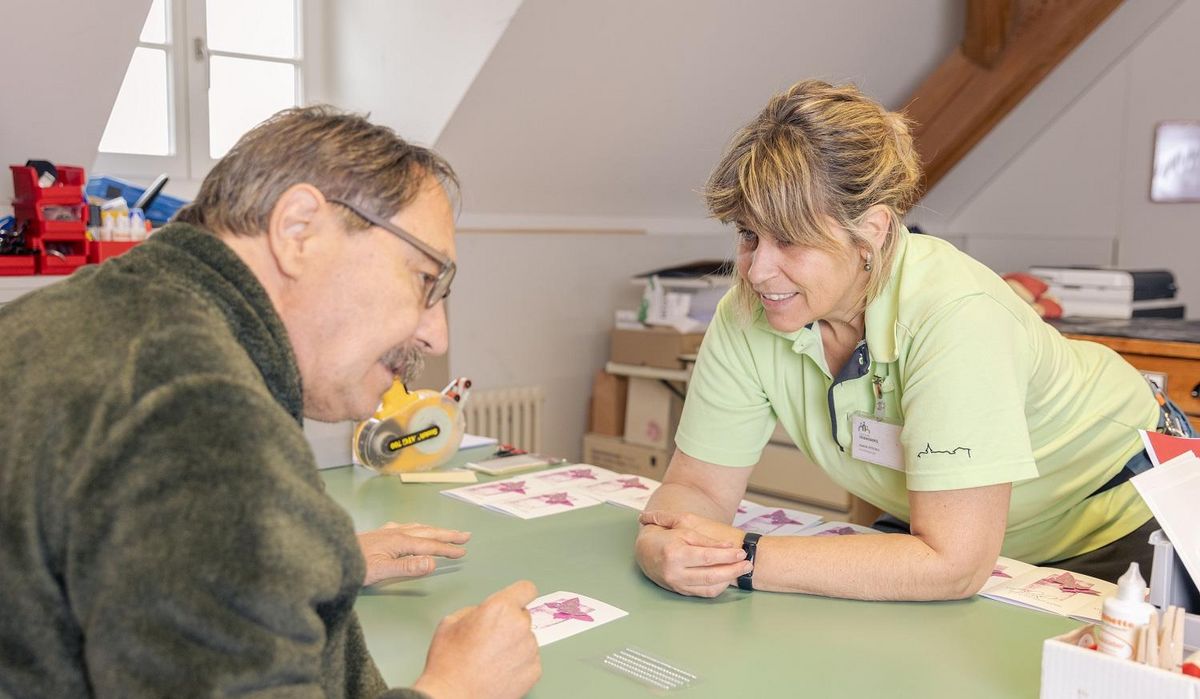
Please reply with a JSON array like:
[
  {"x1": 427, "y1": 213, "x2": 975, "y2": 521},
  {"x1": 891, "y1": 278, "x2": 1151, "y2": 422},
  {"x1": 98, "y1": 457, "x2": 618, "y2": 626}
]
[{"x1": 737, "y1": 532, "x2": 762, "y2": 591}]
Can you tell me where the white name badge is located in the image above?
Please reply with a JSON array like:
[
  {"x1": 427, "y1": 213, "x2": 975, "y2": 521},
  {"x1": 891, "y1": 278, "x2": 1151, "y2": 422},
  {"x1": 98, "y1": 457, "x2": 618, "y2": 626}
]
[{"x1": 850, "y1": 413, "x2": 905, "y2": 471}]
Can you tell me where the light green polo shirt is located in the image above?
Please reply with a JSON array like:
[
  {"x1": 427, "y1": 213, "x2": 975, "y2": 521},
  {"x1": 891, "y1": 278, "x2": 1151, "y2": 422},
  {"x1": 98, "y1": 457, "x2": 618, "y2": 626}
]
[{"x1": 675, "y1": 228, "x2": 1158, "y2": 563}]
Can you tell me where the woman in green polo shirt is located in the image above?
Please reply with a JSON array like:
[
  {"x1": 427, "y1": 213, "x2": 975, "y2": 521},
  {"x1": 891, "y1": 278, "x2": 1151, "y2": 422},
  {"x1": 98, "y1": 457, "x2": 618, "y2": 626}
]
[{"x1": 634, "y1": 79, "x2": 1191, "y2": 599}]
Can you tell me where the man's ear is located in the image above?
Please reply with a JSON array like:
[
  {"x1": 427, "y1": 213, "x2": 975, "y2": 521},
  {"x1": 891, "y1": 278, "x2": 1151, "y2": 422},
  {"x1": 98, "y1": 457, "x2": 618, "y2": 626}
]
[{"x1": 266, "y1": 184, "x2": 324, "y2": 279}]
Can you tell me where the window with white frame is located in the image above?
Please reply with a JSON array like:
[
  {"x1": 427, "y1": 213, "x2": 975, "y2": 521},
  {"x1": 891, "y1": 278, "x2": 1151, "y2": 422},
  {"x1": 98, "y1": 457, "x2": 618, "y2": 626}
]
[{"x1": 96, "y1": 0, "x2": 308, "y2": 182}]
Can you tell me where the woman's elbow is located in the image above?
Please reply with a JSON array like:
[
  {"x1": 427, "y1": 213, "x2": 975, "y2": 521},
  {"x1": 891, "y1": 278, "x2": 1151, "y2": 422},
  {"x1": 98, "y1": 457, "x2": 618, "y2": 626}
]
[{"x1": 940, "y1": 561, "x2": 992, "y2": 600}]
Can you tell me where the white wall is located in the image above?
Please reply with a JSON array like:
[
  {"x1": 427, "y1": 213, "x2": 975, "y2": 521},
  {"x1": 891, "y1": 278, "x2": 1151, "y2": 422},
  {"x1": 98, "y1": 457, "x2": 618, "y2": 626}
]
[
  {"x1": 448, "y1": 231, "x2": 733, "y2": 459},
  {"x1": 323, "y1": 0, "x2": 522, "y2": 147},
  {"x1": 1115, "y1": 0, "x2": 1200, "y2": 308},
  {"x1": 910, "y1": 0, "x2": 1200, "y2": 317}
]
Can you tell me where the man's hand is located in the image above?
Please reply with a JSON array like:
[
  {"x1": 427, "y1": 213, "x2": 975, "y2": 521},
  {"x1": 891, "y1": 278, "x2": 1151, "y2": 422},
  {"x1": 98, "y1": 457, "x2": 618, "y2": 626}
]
[
  {"x1": 413, "y1": 580, "x2": 542, "y2": 699},
  {"x1": 635, "y1": 511, "x2": 750, "y2": 598},
  {"x1": 357, "y1": 522, "x2": 470, "y2": 587}
]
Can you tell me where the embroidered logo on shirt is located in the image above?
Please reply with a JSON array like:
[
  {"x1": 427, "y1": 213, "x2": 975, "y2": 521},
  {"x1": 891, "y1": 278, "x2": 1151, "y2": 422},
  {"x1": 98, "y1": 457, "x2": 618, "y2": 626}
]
[{"x1": 916, "y1": 443, "x2": 972, "y2": 459}]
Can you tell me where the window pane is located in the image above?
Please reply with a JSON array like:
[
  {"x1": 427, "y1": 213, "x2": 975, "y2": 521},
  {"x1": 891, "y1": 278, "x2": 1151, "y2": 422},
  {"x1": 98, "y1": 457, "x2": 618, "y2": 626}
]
[
  {"x1": 208, "y1": 56, "x2": 297, "y2": 158},
  {"x1": 206, "y1": 0, "x2": 297, "y2": 59},
  {"x1": 139, "y1": 0, "x2": 167, "y2": 44},
  {"x1": 98, "y1": 47, "x2": 171, "y2": 156}
]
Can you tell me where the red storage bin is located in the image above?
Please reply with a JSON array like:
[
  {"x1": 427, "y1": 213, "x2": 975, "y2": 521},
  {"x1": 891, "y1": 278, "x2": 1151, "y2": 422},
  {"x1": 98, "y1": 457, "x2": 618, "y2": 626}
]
[
  {"x1": 87, "y1": 240, "x2": 138, "y2": 264},
  {"x1": 34, "y1": 238, "x2": 88, "y2": 275},
  {"x1": 12, "y1": 203, "x2": 87, "y2": 239},
  {"x1": 0, "y1": 255, "x2": 37, "y2": 276},
  {"x1": 10, "y1": 164, "x2": 87, "y2": 206},
  {"x1": 36, "y1": 253, "x2": 87, "y2": 275}
]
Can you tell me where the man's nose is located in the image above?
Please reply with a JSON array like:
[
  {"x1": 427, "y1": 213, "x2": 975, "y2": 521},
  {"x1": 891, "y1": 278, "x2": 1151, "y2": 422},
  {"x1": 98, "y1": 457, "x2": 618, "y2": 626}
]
[{"x1": 415, "y1": 301, "x2": 449, "y2": 356}]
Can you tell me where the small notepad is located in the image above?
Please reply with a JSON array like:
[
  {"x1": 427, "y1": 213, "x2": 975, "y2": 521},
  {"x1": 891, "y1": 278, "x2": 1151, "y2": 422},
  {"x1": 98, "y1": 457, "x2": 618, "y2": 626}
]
[
  {"x1": 465, "y1": 454, "x2": 559, "y2": 476},
  {"x1": 399, "y1": 470, "x2": 478, "y2": 484}
]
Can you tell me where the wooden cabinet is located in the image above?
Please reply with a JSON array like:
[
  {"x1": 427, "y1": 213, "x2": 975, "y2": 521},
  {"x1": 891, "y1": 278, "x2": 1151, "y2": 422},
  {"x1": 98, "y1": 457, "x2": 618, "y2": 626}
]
[
  {"x1": 744, "y1": 423, "x2": 852, "y2": 514},
  {"x1": 1064, "y1": 333, "x2": 1200, "y2": 432},
  {"x1": 750, "y1": 441, "x2": 850, "y2": 511}
]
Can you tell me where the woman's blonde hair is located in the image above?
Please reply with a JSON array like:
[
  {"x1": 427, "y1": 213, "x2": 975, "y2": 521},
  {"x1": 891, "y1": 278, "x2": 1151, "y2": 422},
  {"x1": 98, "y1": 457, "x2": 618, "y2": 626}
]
[{"x1": 704, "y1": 79, "x2": 922, "y2": 318}]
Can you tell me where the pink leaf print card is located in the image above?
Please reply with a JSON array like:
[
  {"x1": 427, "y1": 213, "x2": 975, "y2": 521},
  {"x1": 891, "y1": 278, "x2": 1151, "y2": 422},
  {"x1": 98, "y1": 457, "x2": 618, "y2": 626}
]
[
  {"x1": 577, "y1": 475, "x2": 661, "y2": 511},
  {"x1": 979, "y1": 556, "x2": 1036, "y2": 594},
  {"x1": 979, "y1": 564, "x2": 1116, "y2": 622},
  {"x1": 527, "y1": 591, "x2": 628, "y2": 646},
  {"x1": 526, "y1": 464, "x2": 620, "y2": 487},
  {"x1": 441, "y1": 477, "x2": 545, "y2": 506},
  {"x1": 796, "y1": 521, "x2": 880, "y2": 537},
  {"x1": 733, "y1": 504, "x2": 823, "y2": 535},
  {"x1": 488, "y1": 489, "x2": 604, "y2": 519}
]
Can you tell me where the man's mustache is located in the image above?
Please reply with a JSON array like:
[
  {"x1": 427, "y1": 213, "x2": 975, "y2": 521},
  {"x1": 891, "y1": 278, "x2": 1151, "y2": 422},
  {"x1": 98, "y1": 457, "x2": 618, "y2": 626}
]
[{"x1": 382, "y1": 345, "x2": 425, "y2": 385}]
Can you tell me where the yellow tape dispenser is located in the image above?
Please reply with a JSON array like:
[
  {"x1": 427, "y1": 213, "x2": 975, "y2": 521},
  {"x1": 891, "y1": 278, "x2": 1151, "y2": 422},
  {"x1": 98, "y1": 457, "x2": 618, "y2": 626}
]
[{"x1": 353, "y1": 377, "x2": 472, "y2": 474}]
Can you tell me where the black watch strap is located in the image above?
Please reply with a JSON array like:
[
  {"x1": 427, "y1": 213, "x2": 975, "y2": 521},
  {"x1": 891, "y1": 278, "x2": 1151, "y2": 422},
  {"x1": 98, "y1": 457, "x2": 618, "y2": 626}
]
[{"x1": 737, "y1": 532, "x2": 762, "y2": 591}]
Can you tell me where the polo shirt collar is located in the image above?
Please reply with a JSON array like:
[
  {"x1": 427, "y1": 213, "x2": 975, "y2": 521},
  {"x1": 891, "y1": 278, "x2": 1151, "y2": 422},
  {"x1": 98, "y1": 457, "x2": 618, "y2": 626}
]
[
  {"x1": 862, "y1": 225, "x2": 911, "y2": 364},
  {"x1": 752, "y1": 308, "x2": 818, "y2": 354}
]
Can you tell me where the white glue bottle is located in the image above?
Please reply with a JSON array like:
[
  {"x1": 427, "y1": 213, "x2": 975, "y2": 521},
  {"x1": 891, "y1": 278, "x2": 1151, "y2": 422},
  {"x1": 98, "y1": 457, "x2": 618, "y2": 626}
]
[{"x1": 1097, "y1": 562, "x2": 1156, "y2": 659}]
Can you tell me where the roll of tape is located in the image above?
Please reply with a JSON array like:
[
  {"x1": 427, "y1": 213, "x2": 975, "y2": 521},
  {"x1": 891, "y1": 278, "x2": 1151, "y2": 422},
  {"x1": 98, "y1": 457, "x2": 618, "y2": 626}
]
[{"x1": 353, "y1": 390, "x2": 465, "y2": 474}]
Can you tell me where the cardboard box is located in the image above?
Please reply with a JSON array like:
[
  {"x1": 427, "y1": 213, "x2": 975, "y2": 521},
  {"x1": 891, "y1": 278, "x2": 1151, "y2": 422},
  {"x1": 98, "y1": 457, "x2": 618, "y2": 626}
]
[
  {"x1": 581, "y1": 432, "x2": 670, "y2": 480},
  {"x1": 1041, "y1": 625, "x2": 1199, "y2": 698},
  {"x1": 588, "y1": 371, "x2": 628, "y2": 437},
  {"x1": 623, "y1": 376, "x2": 683, "y2": 450},
  {"x1": 610, "y1": 327, "x2": 705, "y2": 370}
]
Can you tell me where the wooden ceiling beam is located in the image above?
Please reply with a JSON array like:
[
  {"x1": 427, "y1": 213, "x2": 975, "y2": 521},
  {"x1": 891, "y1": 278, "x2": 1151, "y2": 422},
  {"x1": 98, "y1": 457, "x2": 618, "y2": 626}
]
[
  {"x1": 963, "y1": 0, "x2": 1014, "y2": 68},
  {"x1": 907, "y1": 0, "x2": 1125, "y2": 193}
]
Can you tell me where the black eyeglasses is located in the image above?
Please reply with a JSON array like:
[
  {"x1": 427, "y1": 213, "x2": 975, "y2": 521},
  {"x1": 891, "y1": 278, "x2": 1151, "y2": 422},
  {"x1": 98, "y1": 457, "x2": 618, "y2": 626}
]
[{"x1": 327, "y1": 197, "x2": 456, "y2": 308}]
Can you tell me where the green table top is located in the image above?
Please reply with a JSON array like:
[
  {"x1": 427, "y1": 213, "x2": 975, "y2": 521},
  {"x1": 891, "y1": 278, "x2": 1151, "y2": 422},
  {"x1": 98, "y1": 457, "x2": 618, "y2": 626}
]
[{"x1": 323, "y1": 461, "x2": 1077, "y2": 697}]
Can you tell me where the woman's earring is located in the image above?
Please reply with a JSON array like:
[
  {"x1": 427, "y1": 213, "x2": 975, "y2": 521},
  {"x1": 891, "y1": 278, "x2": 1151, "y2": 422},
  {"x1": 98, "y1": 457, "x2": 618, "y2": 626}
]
[{"x1": 864, "y1": 253, "x2": 873, "y2": 272}]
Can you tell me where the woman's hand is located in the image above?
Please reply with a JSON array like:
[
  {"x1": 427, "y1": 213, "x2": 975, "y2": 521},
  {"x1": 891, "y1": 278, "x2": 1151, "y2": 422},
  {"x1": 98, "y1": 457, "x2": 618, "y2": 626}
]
[
  {"x1": 357, "y1": 522, "x2": 471, "y2": 587},
  {"x1": 635, "y1": 510, "x2": 751, "y2": 598}
]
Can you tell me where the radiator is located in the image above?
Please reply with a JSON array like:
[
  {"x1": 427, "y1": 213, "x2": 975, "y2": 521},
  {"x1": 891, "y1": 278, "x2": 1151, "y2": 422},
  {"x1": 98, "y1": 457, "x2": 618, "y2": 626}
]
[{"x1": 462, "y1": 385, "x2": 545, "y2": 453}]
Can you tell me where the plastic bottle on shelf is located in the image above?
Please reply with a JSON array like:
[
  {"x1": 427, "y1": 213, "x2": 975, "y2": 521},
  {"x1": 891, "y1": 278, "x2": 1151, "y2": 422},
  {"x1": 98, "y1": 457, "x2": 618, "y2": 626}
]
[
  {"x1": 1097, "y1": 562, "x2": 1156, "y2": 659},
  {"x1": 129, "y1": 208, "x2": 146, "y2": 241}
]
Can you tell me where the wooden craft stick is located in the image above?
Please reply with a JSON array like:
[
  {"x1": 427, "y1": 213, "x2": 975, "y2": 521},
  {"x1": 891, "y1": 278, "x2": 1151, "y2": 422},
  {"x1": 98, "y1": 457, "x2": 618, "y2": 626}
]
[
  {"x1": 1147, "y1": 612, "x2": 1159, "y2": 668},
  {"x1": 1172, "y1": 606, "x2": 1185, "y2": 672},
  {"x1": 1163, "y1": 605, "x2": 1180, "y2": 671},
  {"x1": 1158, "y1": 607, "x2": 1172, "y2": 670}
]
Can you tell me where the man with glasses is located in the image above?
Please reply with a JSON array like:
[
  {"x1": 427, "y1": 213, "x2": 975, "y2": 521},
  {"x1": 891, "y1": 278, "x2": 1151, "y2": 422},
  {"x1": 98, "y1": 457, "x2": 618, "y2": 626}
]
[{"x1": 0, "y1": 106, "x2": 541, "y2": 699}]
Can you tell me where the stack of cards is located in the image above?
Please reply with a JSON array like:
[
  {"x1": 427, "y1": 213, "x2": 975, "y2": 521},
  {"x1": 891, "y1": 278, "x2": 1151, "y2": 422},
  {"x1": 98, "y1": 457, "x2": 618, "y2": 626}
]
[
  {"x1": 979, "y1": 557, "x2": 1116, "y2": 623},
  {"x1": 442, "y1": 464, "x2": 662, "y2": 519}
]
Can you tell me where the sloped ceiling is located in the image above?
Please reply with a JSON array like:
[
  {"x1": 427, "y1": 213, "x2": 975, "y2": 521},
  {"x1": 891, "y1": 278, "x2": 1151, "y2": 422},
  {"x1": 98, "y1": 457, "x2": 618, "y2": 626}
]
[
  {"x1": 434, "y1": 0, "x2": 963, "y2": 228},
  {"x1": 0, "y1": 0, "x2": 150, "y2": 212},
  {"x1": 324, "y1": 0, "x2": 523, "y2": 147}
]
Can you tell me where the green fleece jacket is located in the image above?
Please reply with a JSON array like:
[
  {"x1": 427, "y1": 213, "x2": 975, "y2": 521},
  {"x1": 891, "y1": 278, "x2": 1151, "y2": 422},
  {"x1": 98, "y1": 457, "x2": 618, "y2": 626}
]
[{"x1": 0, "y1": 224, "x2": 424, "y2": 698}]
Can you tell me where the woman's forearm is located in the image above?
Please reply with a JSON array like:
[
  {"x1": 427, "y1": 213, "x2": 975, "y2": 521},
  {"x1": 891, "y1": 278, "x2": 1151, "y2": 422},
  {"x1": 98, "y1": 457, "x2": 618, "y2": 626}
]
[
  {"x1": 751, "y1": 532, "x2": 992, "y2": 601},
  {"x1": 641, "y1": 481, "x2": 736, "y2": 524}
]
